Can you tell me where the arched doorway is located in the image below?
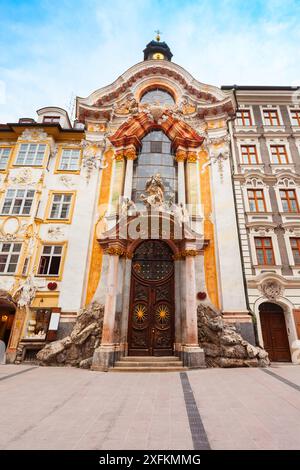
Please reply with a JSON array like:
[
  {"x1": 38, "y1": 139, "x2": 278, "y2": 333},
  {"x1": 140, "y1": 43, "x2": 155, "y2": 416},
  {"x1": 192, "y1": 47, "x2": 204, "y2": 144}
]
[
  {"x1": 259, "y1": 302, "x2": 291, "y2": 362},
  {"x1": 128, "y1": 240, "x2": 175, "y2": 356}
]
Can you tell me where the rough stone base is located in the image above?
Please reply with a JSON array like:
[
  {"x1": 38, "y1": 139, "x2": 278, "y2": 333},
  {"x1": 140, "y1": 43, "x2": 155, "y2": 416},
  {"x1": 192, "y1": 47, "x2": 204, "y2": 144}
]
[{"x1": 198, "y1": 303, "x2": 269, "y2": 367}]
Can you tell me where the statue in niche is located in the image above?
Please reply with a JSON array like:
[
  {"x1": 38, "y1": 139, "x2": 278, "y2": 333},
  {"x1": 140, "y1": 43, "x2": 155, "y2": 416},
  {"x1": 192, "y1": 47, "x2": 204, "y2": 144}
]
[{"x1": 140, "y1": 173, "x2": 165, "y2": 209}]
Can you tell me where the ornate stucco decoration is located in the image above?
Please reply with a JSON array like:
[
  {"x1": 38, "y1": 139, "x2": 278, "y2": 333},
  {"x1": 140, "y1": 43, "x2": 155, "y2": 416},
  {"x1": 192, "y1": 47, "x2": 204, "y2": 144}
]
[
  {"x1": 13, "y1": 272, "x2": 46, "y2": 308},
  {"x1": 8, "y1": 168, "x2": 35, "y2": 186},
  {"x1": 59, "y1": 175, "x2": 76, "y2": 188},
  {"x1": 81, "y1": 139, "x2": 109, "y2": 182},
  {"x1": 0, "y1": 217, "x2": 29, "y2": 241},
  {"x1": 47, "y1": 226, "x2": 65, "y2": 240},
  {"x1": 20, "y1": 128, "x2": 48, "y2": 141},
  {"x1": 259, "y1": 279, "x2": 284, "y2": 300},
  {"x1": 0, "y1": 278, "x2": 15, "y2": 293}
]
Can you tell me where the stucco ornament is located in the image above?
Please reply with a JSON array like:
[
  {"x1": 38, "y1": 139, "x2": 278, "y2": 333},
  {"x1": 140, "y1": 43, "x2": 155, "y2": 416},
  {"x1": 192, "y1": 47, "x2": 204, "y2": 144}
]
[
  {"x1": 47, "y1": 226, "x2": 65, "y2": 240},
  {"x1": 81, "y1": 139, "x2": 108, "y2": 182},
  {"x1": 20, "y1": 128, "x2": 48, "y2": 141},
  {"x1": 59, "y1": 175, "x2": 76, "y2": 188},
  {"x1": 260, "y1": 280, "x2": 284, "y2": 300},
  {"x1": 13, "y1": 274, "x2": 36, "y2": 307},
  {"x1": 140, "y1": 173, "x2": 165, "y2": 209},
  {"x1": 9, "y1": 168, "x2": 34, "y2": 186},
  {"x1": 120, "y1": 197, "x2": 137, "y2": 217}
]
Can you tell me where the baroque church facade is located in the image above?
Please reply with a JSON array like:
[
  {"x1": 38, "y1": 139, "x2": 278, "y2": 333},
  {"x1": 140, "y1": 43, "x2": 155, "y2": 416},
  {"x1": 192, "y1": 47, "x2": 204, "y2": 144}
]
[{"x1": 0, "y1": 38, "x2": 299, "y2": 368}]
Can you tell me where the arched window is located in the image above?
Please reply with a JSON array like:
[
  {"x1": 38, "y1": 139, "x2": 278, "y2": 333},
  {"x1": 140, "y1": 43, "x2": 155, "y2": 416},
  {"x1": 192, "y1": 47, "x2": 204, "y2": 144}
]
[
  {"x1": 132, "y1": 130, "x2": 177, "y2": 205},
  {"x1": 140, "y1": 88, "x2": 175, "y2": 106}
]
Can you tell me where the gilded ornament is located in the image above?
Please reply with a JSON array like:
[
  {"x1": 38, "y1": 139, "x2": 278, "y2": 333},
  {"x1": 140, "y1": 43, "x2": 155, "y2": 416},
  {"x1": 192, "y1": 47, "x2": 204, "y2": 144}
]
[{"x1": 175, "y1": 150, "x2": 186, "y2": 162}]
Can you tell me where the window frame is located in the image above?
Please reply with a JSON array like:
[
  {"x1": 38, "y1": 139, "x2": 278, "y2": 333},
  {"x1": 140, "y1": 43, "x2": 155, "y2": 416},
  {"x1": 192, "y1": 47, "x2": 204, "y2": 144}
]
[
  {"x1": 254, "y1": 237, "x2": 275, "y2": 265},
  {"x1": 42, "y1": 116, "x2": 61, "y2": 124},
  {"x1": 36, "y1": 243, "x2": 66, "y2": 278},
  {"x1": 0, "y1": 242, "x2": 22, "y2": 275},
  {"x1": 270, "y1": 144, "x2": 289, "y2": 164},
  {"x1": 55, "y1": 147, "x2": 81, "y2": 173},
  {"x1": 290, "y1": 237, "x2": 300, "y2": 264},
  {"x1": 262, "y1": 108, "x2": 280, "y2": 126},
  {"x1": 290, "y1": 109, "x2": 300, "y2": 127},
  {"x1": 279, "y1": 189, "x2": 299, "y2": 213},
  {"x1": 247, "y1": 189, "x2": 266, "y2": 212},
  {"x1": 240, "y1": 145, "x2": 259, "y2": 164},
  {"x1": 0, "y1": 189, "x2": 35, "y2": 216},
  {"x1": 236, "y1": 109, "x2": 253, "y2": 126},
  {"x1": 14, "y1": 143, "x2": 47, "y2": 167},
  {"x1": 45, "y1": 191, "x2": 76, "y2": 223},
  {"x1": 0, "y1": 146, "x2": 12, "y2": 171}
]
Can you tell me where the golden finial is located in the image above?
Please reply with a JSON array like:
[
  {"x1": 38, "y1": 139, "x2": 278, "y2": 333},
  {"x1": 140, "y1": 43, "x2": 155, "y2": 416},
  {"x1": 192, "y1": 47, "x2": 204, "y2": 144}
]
[{"x1": 155, "y1": 29, "x2": 162, "y2": 41}]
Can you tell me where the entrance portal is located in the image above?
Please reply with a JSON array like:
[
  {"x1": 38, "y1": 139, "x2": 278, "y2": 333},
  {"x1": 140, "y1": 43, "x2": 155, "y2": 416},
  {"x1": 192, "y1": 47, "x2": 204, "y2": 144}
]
[
  {"x1": 128, "y1": 240, "x2": 175, "y2": 356},
  {"x1": 259, "y1": 302, "x2": 291, "y2": 362}
]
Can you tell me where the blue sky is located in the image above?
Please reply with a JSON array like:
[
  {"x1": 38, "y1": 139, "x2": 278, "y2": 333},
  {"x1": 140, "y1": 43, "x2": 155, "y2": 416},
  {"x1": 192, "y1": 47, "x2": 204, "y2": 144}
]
[{"x1": 0, "y1": 0, "x2": 299, "y2": 122}]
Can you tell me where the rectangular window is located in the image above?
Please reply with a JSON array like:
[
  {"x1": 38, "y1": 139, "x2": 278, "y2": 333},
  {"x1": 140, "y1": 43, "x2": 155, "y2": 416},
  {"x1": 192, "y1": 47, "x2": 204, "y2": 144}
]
[
  {"x1": 38, "y1": 245, "x2": 63, "y2": 276},
  {"x1": 43, "y1": 116, "x2": 60, "y2": 123},
  {"x1": 241, "y1": 145, "x2": 258, "y2": 164},
  {"x1": 236, "y1": 110, "x2": 253, "y2": 126},
  {"x1": 1, "y1": 189, "x2": 35, "y2": 215},
  {"x1": 58, "y1": 149, "x2": 80, "y2": 171},
  {"x1": 15, "y1": 143, "x2": 46, "y2": 166},
  {"x1": 270, "y1": 145, "x2": 288, "y2": 164},
  {"x1": 0, "y1": 242, "x2": 22, "y2": 274},
  {"x1": 49, "y1": 193, "x2": 72, "y2": 219},
  {"x1": 255, "y1": 237, "x2": 275, "y2": 265},
  {"x1": 280, "y1": 189, "x2": 299, "y2": 213},
  {"x1": 263, "y1": 109, "x2": 280, "y2": 126},
  {"x1": 290, "y1": 110, "x2": 300, "y2": 126},
  {"x1": 150, "y1": 141, "x2": 163, "y2": 153},
  {"x1": 0, "y1": 147, "x2": 11, "y2": 170},
  {"x1": 290, "y1": 238, "x2": 300, "y2": 264},
  {"x1": 247, "y1": 189, "x2": 266, "y2": 212}
]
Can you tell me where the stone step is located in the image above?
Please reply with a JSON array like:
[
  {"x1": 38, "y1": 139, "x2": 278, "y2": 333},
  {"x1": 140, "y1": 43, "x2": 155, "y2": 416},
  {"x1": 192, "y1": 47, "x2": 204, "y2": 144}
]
[
  {"x1": 114, "y1": 360, "x2": 183, "y2": 368},
  {"x1": 121, "y1": 356, "x2": 179, "y2": 362},
  {"x1": 110, "y1": 366, "x2": 187, "y2": 373}
]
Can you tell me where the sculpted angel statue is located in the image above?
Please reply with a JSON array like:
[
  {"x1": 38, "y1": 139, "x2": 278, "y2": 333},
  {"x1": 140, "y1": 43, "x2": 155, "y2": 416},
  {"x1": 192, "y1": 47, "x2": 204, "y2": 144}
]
[{"x1": 140, "y1": 173, "x2": 165, "y2": 208}]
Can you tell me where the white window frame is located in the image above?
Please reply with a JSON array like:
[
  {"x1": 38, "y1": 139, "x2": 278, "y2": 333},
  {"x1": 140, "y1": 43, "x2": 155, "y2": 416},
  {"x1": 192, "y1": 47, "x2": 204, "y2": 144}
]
[
  {"x1": 15, "y1": 143, "x2": 46, "y2": 166},
  {"x1": 260, "y1": 105, "x2": 284, "y2": 127},
  {"x1": 274, "y1": 178, "x2": 300, "y2": 215},
  {"x1": 49, "y1": 193, "x2": 72, "y2": 220},
  {"x1": 1, "y1": 189, "x2": 35, "y2": 216},
  {"x1": 238, "y1": 139, "x2": 263, "y2": 169},
  {"x1": 242, "y1": 178, "x2": 272, "y2": 213},
  {"x1": 266, "y1": 139, "x2": 292, "y2": 164},
  {"x1": 288, "y1": 106, "x2": 300, "y2": 129},
  {"x1": 58, "y1": 149, "x2": 81, "y2": 171},
  {"x1": 0, "y1": 147, "x2": 11, "y2": 170},
  {"x1": 235, "y1": 106, "x2": 255, "y2": 126},
  {"x1": 248, "y1": 227, "x2": 282, "y2": 274},
  {"x1": 37, "y1": 245, "x2": 63, "y2": 276},
  {"x1": 0, "y1": 242, "x2": 22, "y2": 274}
]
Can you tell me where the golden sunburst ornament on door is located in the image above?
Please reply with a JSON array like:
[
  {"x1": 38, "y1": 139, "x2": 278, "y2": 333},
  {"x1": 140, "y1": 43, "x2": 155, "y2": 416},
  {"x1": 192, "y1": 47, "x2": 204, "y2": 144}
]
[
  {"x1": 134, "y1": 304, "x2": 147, "y2": 323},
  {"x1": 155, "y1": 304, "x2": 170, "y2": 325}
]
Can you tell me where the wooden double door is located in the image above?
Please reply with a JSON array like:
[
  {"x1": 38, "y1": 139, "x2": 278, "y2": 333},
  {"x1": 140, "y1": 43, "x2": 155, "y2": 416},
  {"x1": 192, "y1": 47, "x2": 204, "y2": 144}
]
[
  {"x1": 260, "y1": 303, "x2": 291, "y2": 362},
  {"x1": 128, "y1": 241, "x2": 174, "y2": 356}
]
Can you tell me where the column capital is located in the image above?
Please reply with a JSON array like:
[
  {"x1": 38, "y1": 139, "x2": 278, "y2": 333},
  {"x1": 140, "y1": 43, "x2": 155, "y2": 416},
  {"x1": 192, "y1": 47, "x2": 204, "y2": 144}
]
[
  {"x1": 187, "y1": 151, "x2": 198, "y2": 163},
  {"x1": 114, "y1": 149, "x2": 124, "y2": 161},
  {"x1": 124, "y1": 146, "x2": 137, "y2": 160},
  {"x1": 175, "y1": 149, "x2": 187, "y2": 162}
]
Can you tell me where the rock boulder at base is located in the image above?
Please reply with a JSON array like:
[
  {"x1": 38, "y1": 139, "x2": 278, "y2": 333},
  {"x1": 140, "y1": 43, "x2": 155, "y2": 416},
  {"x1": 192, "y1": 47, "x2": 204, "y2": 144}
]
[
  {"x1": 197, "y1": 303, "x2": 269, "y2": 367},
  {"x1": 36, "y1": 302, "x2": 104, "y2": 369}
]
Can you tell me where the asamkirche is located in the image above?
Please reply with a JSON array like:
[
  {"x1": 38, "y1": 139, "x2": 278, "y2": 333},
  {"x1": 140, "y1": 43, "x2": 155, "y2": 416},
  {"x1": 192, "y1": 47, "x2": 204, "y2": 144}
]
[{"x1": 1, "y1": 35, "x2": 299, "y2": 370}]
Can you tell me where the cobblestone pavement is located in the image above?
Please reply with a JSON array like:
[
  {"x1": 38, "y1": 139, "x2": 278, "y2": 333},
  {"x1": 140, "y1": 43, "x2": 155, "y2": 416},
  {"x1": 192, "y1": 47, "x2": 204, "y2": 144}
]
[{"x1": 0, "y1": 364, "x2": 300, "y2": 450}]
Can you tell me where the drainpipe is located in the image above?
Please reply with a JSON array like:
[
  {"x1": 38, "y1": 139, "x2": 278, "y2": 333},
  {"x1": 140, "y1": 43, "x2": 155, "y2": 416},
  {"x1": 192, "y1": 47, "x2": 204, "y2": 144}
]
[{"x1": 226, "y1": 86, "x2": 261, "y2": 347}]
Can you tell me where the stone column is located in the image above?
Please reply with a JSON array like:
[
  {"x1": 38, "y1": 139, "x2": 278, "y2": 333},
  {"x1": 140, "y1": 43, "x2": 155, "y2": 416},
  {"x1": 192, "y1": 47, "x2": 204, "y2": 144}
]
[
  {"x1": 175, "y1": 149, "x2": 186, "y2": 205},
  {"x1": 119, "y1": 257, "x2": 132, "y2": 355},
  {"x1": 123, "y1": 147, "x2": 137, "y2": 200},
  {"x1": 92, "y1": 245, "x2": 124, "y2": 371},
  {"x1": 182, "y1": 247, "x2": 206, "y2": 368}
]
